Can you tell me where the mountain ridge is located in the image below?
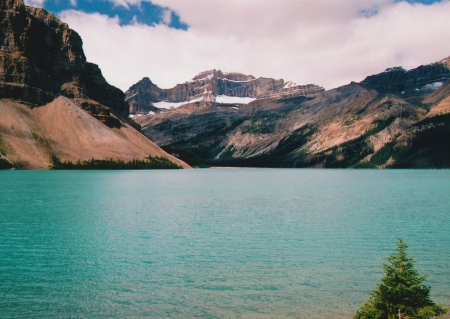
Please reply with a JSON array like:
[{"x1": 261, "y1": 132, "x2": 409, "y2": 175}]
[
  {"x1": 126, "y1": 70, "x2": 324, "y2": 114},
  {"x1": 0, "y1": 0, "x2": 129, "y2": 123},
  {"x1": 133, "y1": 56, "x2": 450, "y2": 168},
  {"x1": 360, "y1": 57, "x2": 450, "y2": 97},
  {"x1": 0, "y1": 0, "x2": 189, "y2": 169}
]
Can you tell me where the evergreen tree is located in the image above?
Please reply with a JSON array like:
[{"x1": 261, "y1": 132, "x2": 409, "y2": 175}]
[{"x1": 354, "y1": 239, "x2": 447, "y2": 319}]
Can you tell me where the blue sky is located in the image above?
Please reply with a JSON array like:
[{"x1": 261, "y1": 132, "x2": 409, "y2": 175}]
[
  {"x1": 41, "y1": 0, "x2": 188, "y2": 29},
  {"x1": 39, "y1": 0, "x2": 442, "y2": 29},
  {"x1": 405, "y1": 0, "x2": 443, "y2": 2}
]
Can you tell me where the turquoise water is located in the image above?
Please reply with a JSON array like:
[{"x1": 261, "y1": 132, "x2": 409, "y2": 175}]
[{"x1": 0, "y1": 169, "x2": 449, "y2": 318}]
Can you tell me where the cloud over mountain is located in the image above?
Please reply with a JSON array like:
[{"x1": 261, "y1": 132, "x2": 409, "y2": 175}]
[{"x1": 26, "y1": 0, "x2": 450, "y2": 91}]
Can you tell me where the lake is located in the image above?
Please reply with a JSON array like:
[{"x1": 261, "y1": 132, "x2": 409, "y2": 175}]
[{"x1": 1, "y1": 169, "x2": 449, "y2": 318}]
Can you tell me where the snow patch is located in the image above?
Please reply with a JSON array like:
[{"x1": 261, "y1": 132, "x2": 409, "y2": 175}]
[
  {"x1": 218, "y1": 78, "x2": 254, "y2": 83},
  {"x1": 215, "y1": 95, "x2": 256, "y2": 104},
  {"x1": 153, "y1": 96, "x2": 204, "y2": 109},
  {"x1": 421, "y1": 82, "x2": 444, "y2": 91},
  {"x1": 283, "y1": 81, "x2": 298, "y2": 88},
  {"x1": 188, "y1": 96, "x2": 204, "y2": 103},
  {"x1": 191, "y1": 74, "x2": 214, "y2": 82},
  {"x1": 153, "y1": 101, "x2": 189, "y2": 109},
  {"x1": 125, "y1": 93, "x2": 138, "y2": 101},
  {"x1": 152, "y1": 95, "x2": 255, "y2": 109}
]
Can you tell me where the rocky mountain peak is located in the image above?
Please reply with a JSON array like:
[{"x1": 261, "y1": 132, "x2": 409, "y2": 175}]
[
  {"x1": 222, "y1": 72, "x2": 256, "y2": 82},
  {"x1": 0, "y1": 0, "x2": 189, "y2": 169},
  {"x1": 383, "y1": 67, "x2": 406, "y2": 73},
  {"x1": 191, "y1": 69, "x2": 256, "y2": 82},
  {"x1": 0, "y1": 0, "x2": 129, "y2": 124},
  {"x1": 126, "y1": 70, "x2": 325, "y2": 114},
  {"x1": 1, "y1": 0, "x2": 24, "y2": 11},
  {"x1": 135, "y1": 55, "x2": 450, "y2": 170},
  {"x1": 191, "y1": 69, "x2": 221, "y2": 81},
  {"x1": 361, "y1": 57, "x2": 450, "y2": 96},
  {"x1": 440, "y1": 55, "x2": 450, "y2": 67}
]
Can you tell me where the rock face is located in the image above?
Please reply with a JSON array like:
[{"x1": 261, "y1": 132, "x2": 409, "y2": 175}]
[
  {"x1": 126, "y1": 70, "x2": 324, "y2": 114},
  {"x1": 126, "y1": 77, "x2": 162, "y2": 114},
  {"x1": 0, "y1": 0, "x2": 129, "y2": 124},
  {"x1": 134, "y1": 57, "x2": 450, "y2": 168},
  {"x1": 361, "y1": 57, "x2": 450, "y2": 96},
  {"x1": 0, "y1": 0, "x2": 189, "y2": 169}
]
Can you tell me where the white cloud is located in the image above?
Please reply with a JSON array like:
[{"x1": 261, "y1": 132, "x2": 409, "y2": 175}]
[
  {"x1": 24, "y1": 0, "x2": 45, "y2": 6},
  {"x1": 161, "y1": 8, "x2": 171, "y2": 25},
  {"x1": 59, "y1": 0, "x2": 450, "y2": 91},
  {"x1": 108, "y1": 0, "x2": 141, "y2": 9}
]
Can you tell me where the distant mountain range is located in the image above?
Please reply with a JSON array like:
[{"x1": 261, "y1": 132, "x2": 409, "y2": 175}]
[
  {"x1": 0, "y1": 0, "x2": 188, "y2": 169},
  {"x1": 125, "y1": 70, "x2": 324, "y2": 114},
  {"x1": 131, "y1": 58, "x2": 450, "y2": 168}
]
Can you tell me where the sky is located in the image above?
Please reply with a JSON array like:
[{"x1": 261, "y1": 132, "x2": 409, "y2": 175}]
[{"x1": 24, "y1": 0, "x2": 450, "y2": 92}]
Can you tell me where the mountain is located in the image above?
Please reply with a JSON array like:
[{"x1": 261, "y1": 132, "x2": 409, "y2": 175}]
[
  {"x1": 361, "y1": 57, "x2": 450, "y2": 96},
  {"x1": 132, "y1": 58, "x2": 450, "y2": 168},
  {"x1": 125, "y1": 69, "x2": 325, "y2": 114},
  {"x1": 0, "y1": 0, "x2": 188, "y2": 169}
]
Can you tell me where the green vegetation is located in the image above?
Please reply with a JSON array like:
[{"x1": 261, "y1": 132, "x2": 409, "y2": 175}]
[
  {"x1": 0, "y1": 134, "x2": 6, "y2": 155},
  {"x1": 352, "y1": 161, "x2": 377, "y2": 169},
  {"x1": 241, "y1": 111, "x2": 283, "y2": 135},
  {"x1": 0, "y1": 157, "x2": 14, "y2": 169},
  {"x1": 308, "y1": 137, "x2": 374, "y2": 168},
  {"x1": 366, "y1": 116, "x2": 397, "y2": 137},
  {"x1": 211, "y1": 124, "x2": 317, "y2": 168},
  {"x1": 169, "y1": 122, "x2": 196, "y2": 134},
  {"x1": 391, "y1": 114, "x2": 450, "y2": 168},
  {"x1": 370, "y1": 141, "x2": 396, "y2": 166},
  {"x1": 0, "y1": 135, "x2": 14, "y2": 169},
  {"x1": 354, "y1": 239, "x2": 447, "y2": 319},
  {"x1": 306, "y1": 116, "x2": 399, "y2": 168},
  {"x1": 156, "y1": 119, "x2": 173, "y2": 130},
  {"x1": 356, "y1": 97, "x2": 386, "y2": 115},
  {"x1": 162, "y1": 115, "x2": 247, "y2": 163},
  {"x1": 343, "y1": 116, "x2": 359, "y2": 126},
  {"x1": 242, "y1": 119, "x2": 275, "y2": 135},
  {"x1": 162, "y1": 146, "x2": 209, "y2": 168},
  {"x1": 32, "y1": 132, "x2": 52, "y2": 154},
  {"x1": 0, "y1": 133, "x2": 14, "y2": 156},
  {"x1": 50, "y1": 154, "x2": 182, "y2": 170},
  {"x1": 192, "y1": 121, "x2": 229, "y2": 140},
  {"x1": 412, "y1": 113, "x2": 450, "y2": 127}
]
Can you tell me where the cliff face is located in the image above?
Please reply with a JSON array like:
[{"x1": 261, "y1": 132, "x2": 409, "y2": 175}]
[
  {"x1": 126, "y1": 77, "x2": 161, "y2": 114},
  {"x1": 0, "y1": 0, "x2": 128, "y2": 121},
  {"x1": 361, "y1": 57, "x2": 450, "y2": 96},
  {"x1": 126, "y1": 70, "x2": 324, "y2": 114},
  {"x1": 0, "y1": 0, "x2": 189, "y2": 169}
]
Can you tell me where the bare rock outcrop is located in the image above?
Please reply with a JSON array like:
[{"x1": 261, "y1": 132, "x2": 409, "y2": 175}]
[
  {"x1": 0, "y1": 0, "x2": 129, "y2": 124},
  {"x1": 0, "y1": 0, "x2": 189, "y2": 169},
  {"x1": 126, "y1": 69, "x2": 324, "y2": 114},
  {"x1": 361, "y1": 57, "x2": 450, "y2": 96}
]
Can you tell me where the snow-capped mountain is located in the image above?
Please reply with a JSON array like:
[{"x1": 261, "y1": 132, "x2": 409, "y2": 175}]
[{"x1": 126, "y1": 70, "x2": 324, "y2": 114}]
